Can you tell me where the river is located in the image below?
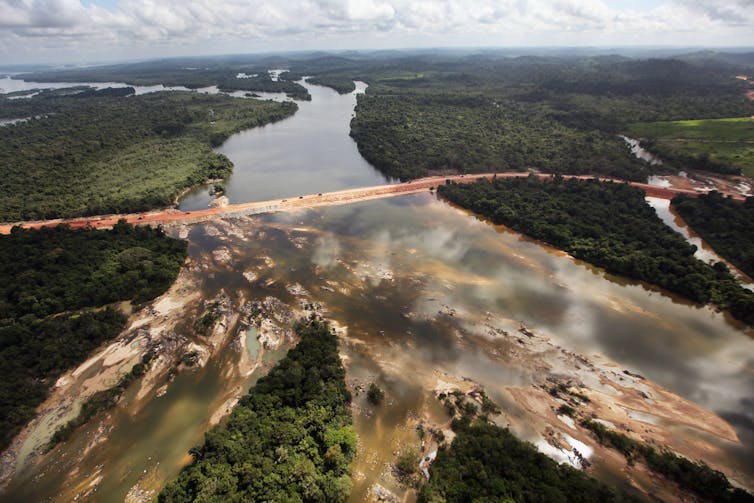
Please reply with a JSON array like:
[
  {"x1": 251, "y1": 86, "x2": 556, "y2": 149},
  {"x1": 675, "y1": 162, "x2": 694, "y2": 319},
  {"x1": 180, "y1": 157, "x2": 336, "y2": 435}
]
[
  {"x1": 178, "y1": 81, "x2": 392, "y2": 209},
  {"x1": 2, "y1": 79, "x2": 753, "y2": 502}
]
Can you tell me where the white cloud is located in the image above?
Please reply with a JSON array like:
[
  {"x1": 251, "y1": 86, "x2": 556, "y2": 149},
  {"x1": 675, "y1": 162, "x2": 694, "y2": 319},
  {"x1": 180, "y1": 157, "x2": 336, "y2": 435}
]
[
  {"x1": 676, "y1": 0, "x2": 754, "y2": 25},
  {"x1": 0, "y1": 0, "x2": 752, "y2": 64}
]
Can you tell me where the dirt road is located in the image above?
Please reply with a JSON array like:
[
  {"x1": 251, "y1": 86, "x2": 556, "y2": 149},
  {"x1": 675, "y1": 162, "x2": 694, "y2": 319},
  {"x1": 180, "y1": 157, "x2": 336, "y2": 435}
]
[{"x1": 0, "y1": 173, "x2": 741, "y2": 235}]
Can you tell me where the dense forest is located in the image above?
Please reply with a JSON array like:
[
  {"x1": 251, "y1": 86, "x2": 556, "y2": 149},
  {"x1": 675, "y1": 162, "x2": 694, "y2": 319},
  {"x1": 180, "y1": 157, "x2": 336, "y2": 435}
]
[
  {"x1": 437, "y1": 176, "x2": 754, "y2": 325},
  {"x1": 305, "y1": 76, "x2": 356, "y2": 94},
  {"x1": 0, "y1": 222, "x2": 187, "y2": 451},
  {"x1": 159, "y1": 319, "x2": 355, "y2": 502},
  {"x1": 0, "y1": 90, "x2": 296, "y2": 221},
  {"x1": 345, "y1": 56, "x2": 754, "y2": 180},
  {"x1": 419, "y1": 420, "x2": 638, "y2": 502},
  {"x1": 674, "y1": 192, "x2": 754, "y2": 278},
  {"x1": 351, "y1": 93, "x2": 644, "y2": 180}
]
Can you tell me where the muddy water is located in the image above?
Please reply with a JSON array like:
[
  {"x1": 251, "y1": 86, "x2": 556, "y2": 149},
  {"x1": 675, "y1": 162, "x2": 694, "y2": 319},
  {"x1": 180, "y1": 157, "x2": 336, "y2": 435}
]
[
  {"x1": 248, "y1": 197, "x2": 754, "y2": 496},
  {"x1": 647, "y1": 196, "x2": 754, "y2": 288},
  {"x1": 5, "y1": 194, "x2": 754, "y2": 501},
  {"x1": 4, "y1": 77, "x2": 754, "y2": 501},
  {"x1": 178, "y1": 81, "x2": 393, "y2": 210}
]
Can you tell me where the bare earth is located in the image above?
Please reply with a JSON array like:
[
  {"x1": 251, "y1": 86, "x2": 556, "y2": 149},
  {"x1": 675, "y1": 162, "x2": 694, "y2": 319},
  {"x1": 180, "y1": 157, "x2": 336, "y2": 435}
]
[{"x1": 0, "y1": 172, "x2": 747, "y2": 235}]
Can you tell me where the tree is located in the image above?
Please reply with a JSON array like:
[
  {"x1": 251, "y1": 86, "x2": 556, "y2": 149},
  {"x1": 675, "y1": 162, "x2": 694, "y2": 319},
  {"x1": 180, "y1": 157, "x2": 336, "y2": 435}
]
[{"x1": 367, "y1": 382, "x2": 385, "y2": 405}]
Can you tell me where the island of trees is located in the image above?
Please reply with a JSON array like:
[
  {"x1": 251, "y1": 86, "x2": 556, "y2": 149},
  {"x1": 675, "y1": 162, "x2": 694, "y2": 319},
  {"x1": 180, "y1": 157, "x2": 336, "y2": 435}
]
[
  {"x1": 422, "y1": 386, "x2": 753, "y2": 502},
  {"x1": 159, "y1": 319, "x2": 355, "y2": 502},
  {"x1": 437, "y1": 176, "x2": 754, "y2": 326},
  {"x1": 421, "y1": 421, "x2": 640, "y2": 503}
]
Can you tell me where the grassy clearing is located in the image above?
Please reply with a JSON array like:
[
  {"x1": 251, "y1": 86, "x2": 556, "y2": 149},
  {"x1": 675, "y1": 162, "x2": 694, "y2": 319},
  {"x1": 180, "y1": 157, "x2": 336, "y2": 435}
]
[{"x1": 629, "y1": 117, "x2": 754, "y2": 176}]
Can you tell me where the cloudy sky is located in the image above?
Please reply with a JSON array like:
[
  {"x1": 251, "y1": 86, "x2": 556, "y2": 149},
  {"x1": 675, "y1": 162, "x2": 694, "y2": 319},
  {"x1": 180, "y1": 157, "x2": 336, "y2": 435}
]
[{"x1": 0, "y1": 0, "x2": 752, "y2": 65}]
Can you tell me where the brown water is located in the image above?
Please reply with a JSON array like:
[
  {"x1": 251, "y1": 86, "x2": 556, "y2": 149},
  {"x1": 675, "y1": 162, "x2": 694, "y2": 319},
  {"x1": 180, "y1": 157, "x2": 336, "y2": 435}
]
[
  {"x1": 647, "y1": 196, "x2": 754, "y2": 288},
  {"x1": 3, "y1": 79, "x2": 754, "y2": 501},
  {"x1": 5, "y1": 194, "x2": 754, "y2": 501}
]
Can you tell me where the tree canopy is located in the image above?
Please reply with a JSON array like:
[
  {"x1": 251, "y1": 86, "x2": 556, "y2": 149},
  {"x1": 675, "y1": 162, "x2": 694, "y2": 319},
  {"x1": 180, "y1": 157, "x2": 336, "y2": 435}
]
[
  {"x1": 0, "y1": 222, "x2": 186, "y2": 451},
  {"x1": 0, "y1": 90, "x2": 296, "y2": 221},
  {"x1": 159, "y1": 319, "x2": 355, "y2": 503},
  {"x1": 674, "y1": 192, "x2": 754, "y2": 279},
  {"x1": 438, "y1": 176, "x2": 754, "y2": 326}
]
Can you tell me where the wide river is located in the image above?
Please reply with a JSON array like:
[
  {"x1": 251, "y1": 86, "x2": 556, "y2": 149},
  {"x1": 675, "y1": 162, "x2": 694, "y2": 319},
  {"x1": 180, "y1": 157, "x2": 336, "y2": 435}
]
[{"x1": 2, "y1": 80, "x2": 754, "y2": 502}]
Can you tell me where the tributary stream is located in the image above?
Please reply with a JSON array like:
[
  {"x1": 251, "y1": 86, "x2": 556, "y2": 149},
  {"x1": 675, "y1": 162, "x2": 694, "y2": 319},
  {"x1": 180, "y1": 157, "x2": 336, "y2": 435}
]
[{"x1": 2, "y1": 79, "x2": 753, "y2": 502}]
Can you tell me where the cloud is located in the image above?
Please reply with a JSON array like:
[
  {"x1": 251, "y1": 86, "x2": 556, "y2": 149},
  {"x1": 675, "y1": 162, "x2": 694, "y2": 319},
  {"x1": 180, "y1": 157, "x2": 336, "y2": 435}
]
[
  {"x1": 675, "y1": 0, "x2": 754, "y2": 26},
  {"x1": 0, "y1": 0, "x2": 752, "y2": 64},
  {"x1": 0, "y1": 0, "x2": 88, "y2": 29}
]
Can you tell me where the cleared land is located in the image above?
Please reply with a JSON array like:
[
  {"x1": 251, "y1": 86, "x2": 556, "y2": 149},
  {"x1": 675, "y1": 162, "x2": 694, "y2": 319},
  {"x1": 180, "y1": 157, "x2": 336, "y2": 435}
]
[
  {"x1": 344, "y1": 57, "x2": 754, "y2": 181},
  {"x1": 0, "y1": 173, "x2": 732, "y2": 236},
  {"x1": 630, "y1": 117, "x2": 754, "y2": 177}
]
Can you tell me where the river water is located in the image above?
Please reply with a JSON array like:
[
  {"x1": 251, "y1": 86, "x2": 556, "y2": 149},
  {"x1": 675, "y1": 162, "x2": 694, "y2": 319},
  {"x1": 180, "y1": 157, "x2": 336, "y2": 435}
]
[
  {"x1": 2, "y1": 79, "x2": 754, "y2": 502},
  {"x1": 178, "y1": 81, "x2": 392, "y2": 209}
]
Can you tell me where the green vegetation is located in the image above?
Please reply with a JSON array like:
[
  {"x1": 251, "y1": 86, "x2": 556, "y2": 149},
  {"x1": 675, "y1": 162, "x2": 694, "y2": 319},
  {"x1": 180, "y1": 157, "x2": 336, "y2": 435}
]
[
  {"x1": 346, "y1": 56, "x2": 754, "y2": 181},
  {"x1": 437, "y1": 176, "x2": 754, "y2": 325},
  {"x1": 0, "y1": 90, "x2": 297, "y2": 221},
  {"x1": 218, "y1": 74, "x2": 310, "y2": 100},
  {"x1": 557, "y1": 404, "x2": 576, "y2": 417},
  {"x1": 419, "y1": 421, "x2": 639, "y2": 503},
  {"x1": 22, "y1": 64, "x2": 310, "y2": 100},
  {"x1": 351, "y1": 93, "x2": 643, "y2": 180},
  {"x1": 629, "y1": 117, "x2": 754, "y2": 176},
  {"x1": 580, "y1": 419, "x2": 754, "y2": 503},
  {"x1": 0, "y1": 222, "x2": 186, "y2": 451},
  {"x1": 674, "y1": 192, "x2": 754, "y2": 278},
  {"x1": 306, "y1": 76, "x2": 356, "y2": 94},
  {"x1": 396, "y1": 447, "x2": 420, "y2": 475},
  {"x1": 49, "y1": 352, "x2": 153, "y2": 449},
  {"x1": 193, "y1": 303, "x2": 221, "y2": 336},
  {"x1": 159, "y1": 319, "x2": 355, "y2": 503},
  {"x1": 366, "y1": 382, "x2": 384, "y2": 405}
]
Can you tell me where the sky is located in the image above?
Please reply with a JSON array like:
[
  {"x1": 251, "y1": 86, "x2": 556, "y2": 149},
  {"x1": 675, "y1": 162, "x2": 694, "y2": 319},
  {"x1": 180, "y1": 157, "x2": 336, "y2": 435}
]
[{"x1": 0, "y1": 0, "x2": 753, "y2": 65}]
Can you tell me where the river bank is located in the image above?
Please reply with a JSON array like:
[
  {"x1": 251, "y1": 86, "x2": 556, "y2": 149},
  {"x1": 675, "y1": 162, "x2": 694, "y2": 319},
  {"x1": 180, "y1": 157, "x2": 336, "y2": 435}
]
[
  {"x1": 2, "y1": 199, "x2": 753, "y2": 501},
  {"x1": 2, "y1": 73, "x2": 753, "y2": 502}
]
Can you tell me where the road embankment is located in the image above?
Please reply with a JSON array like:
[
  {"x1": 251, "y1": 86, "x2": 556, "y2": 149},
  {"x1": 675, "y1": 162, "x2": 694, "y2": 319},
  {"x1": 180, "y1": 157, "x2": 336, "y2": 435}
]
[{"x1": 0, "y1": 173, "x2": 743, "y2": 235}]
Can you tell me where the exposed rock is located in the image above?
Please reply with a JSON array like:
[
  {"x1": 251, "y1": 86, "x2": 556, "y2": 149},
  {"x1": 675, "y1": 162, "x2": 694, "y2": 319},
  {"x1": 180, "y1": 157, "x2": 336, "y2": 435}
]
[
  {"x1": 209, "y1": 196, "x2": 229, "y2": 208},
  {"x1": 243, "y1": 270, "x2": 258, "y2": 283},
  {"x1": 286, "y1": 282, "x2": 310, "y2": 297},
  {"x1": 258, "y1": 319, "x2": 285, "y2": 350},
  {"x1": 211, "y1": 247, "x2": 233, "y2": 264},
  {"x1": 371, "y1": 483, "x2": 399, "y2": 503}
]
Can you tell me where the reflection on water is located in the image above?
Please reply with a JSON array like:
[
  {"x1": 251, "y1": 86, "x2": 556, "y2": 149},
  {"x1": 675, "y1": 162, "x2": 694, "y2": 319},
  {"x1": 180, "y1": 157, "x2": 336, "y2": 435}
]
[
  {"x1": 621, "y1": 135, "x2": 662, "y2": 165},
  {"x1": 6, "y1": 194, "x2": 754, "y2": 501},
  {"x1": 178, "y1": 81, "x2": 393, "y2": 210},
  {"x1": 4, "y1": 73, "x2": 754, "y2": 500},
  {"x1": 647, "y1": 196, "x2": 754, "y2": 288},
  {"x1": 0, "y1": 76, "x2": 214, "y2": 97}
]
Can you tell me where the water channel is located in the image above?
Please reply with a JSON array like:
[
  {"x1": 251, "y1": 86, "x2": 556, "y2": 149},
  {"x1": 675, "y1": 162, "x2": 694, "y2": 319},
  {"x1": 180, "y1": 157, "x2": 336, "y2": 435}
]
[
  {"x1": 2, "y1": 78, "x2": 753, "y2": 501},
  {"x1": 178, "y1": 81, "x2": 392, "y2": 209}
]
